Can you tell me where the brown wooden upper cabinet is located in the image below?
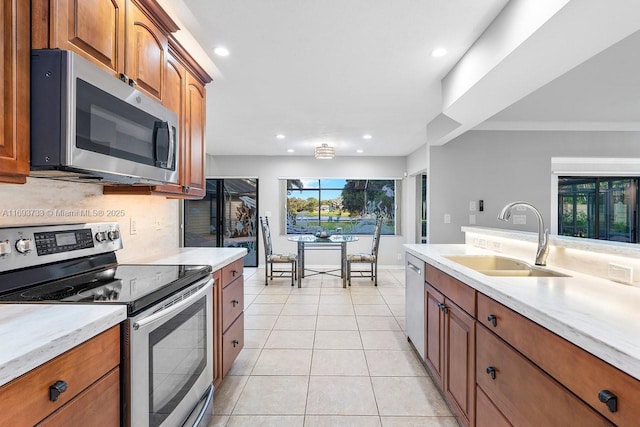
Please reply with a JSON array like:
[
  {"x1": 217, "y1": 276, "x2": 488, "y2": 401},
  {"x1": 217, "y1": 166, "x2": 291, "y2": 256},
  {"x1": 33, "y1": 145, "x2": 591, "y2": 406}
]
[
  {"x1": 31, "y1": 0, "x2": 211, "y2": 198},
  {"x1": 0, "y1": 0, "x2": 30, "y2": 184}
]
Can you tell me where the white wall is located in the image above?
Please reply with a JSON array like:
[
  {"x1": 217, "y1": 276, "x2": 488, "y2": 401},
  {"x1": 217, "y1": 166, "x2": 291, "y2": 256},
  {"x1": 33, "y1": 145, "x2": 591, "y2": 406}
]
[
  {"x1": 0, "y1": 178, "x2": 180, "y2": 262},
  {"x1": 429, "y1": 130, "x2": 640, "y2": 243},
  {"x1": 207, "y1": 155, "x2": 411, "y2": 267}
]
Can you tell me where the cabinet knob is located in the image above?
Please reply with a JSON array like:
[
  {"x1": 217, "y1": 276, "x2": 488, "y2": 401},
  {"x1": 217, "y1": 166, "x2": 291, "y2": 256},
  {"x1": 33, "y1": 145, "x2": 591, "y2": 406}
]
[
  {"x1": 119, "y1": 73, "x2": 128, "y2": 83},
  {"x1": 232, "y1": 339, "x2": 239, "y2": 347},
  {"x1": 49, "y1": 380, "x2": 68, "y2": 402},
  {"x1": 232, "y1": 299, "x2": 239, "y2": 307},
  {"x1": 598, "y1": 390, "x2": 618, "y2": 413},
  {"x1": 487, "y1": 314, "x2": 498, "y2": 327},
  {"x1": 486, "y1": 366, "x2": 496, "y2": 380}
]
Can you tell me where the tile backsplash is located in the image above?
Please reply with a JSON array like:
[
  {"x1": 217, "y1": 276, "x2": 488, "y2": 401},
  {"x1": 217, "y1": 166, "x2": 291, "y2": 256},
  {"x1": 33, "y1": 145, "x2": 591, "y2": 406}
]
[{"x1": 0, "y1": 178, "x2": 180, "y2": 262}]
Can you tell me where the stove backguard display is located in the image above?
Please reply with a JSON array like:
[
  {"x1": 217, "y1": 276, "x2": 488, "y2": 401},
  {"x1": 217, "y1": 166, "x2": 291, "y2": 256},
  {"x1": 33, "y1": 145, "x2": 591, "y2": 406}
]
[{"x1": 34, "y1": 229, "x2": 94, "y2": 255}]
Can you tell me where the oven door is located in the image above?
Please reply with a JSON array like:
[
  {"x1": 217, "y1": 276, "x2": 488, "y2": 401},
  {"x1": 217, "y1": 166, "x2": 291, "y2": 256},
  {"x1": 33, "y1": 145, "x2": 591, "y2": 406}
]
[{"x1": 125, "y1": 277, "x2": 213, "y2": 427}]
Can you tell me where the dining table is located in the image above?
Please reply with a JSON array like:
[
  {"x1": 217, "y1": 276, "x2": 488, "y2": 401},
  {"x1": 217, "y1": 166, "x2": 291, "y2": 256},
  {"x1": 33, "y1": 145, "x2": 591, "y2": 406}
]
[{"x1": 287, "y1": 234, "x2": 359, "y2": 287}]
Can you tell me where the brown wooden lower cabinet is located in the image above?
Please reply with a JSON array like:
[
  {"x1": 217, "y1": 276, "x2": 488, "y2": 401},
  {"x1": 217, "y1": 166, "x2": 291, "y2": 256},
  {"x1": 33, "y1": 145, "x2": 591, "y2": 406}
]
[
  {"x1": 424, "y1": 282, "x2": 475, "y2": 427},
  {"x1": 213, "y1": 258, "x2": 245, "y2": 387},
  {"x1": 476, "y1": 325, "x2": 611, "y2": 426},
  {"x1": 0, "y1": 326, "x2": 120, "y2": 426}
]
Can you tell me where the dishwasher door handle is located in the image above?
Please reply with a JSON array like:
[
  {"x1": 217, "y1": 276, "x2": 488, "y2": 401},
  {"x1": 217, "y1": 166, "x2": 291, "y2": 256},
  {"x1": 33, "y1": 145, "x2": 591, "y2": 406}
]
[{"x1": 407, "y1": 261, "x2": 421, "y2": 275}]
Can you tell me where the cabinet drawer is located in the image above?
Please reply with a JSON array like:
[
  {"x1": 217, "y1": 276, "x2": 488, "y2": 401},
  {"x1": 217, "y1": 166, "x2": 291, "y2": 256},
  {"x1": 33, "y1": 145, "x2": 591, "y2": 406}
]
[
  {"x1": 426, "y1": 264, "x2": 476, "y2": 316},
  {"x1": 476, "y1": 386, "x2": 510, "y2": 427},
  {"x1": 37, "y1": 367, "x2": 120, "y2": 427},
  {"x1": 478, "y1": 292, "x2": 640, "y2": 425},
  {"x1": 222, "y1": 276, "x2": 244, "y2": 332},
  {"x1": 0, "y1": 326, "x2": 120, "y2": 426},
  {"x1": 221, "y1": 258, "x2": 244, "y2": 288},
  {"x1": 222, "y1": 314, "x2": 244, "y2": 377},
  {"x1": 476, "y1": 326, "x2": 611, "y2": 426}
]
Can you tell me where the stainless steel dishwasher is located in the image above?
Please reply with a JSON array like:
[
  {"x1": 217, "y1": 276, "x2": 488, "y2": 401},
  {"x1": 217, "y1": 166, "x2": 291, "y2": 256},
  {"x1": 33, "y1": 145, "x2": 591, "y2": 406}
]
[{"x1": 405, "y1": 252, "x2": 425, "y2": 359}]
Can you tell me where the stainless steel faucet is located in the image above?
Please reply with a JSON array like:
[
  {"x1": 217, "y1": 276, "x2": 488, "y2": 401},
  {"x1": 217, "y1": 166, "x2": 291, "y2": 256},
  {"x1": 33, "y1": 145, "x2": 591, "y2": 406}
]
[{"x1": 497, "y1": 201, "x2": 549, "y2": 266}]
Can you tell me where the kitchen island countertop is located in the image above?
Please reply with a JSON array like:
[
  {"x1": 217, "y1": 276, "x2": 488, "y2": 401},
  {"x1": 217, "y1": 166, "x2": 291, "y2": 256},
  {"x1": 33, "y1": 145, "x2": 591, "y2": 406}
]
[
  {"x1": 0, "y1": 304, "x2": 126, "y2": 387},
  {"x1": 405, "y1": 243, "x2": 640, "y2": 381}
]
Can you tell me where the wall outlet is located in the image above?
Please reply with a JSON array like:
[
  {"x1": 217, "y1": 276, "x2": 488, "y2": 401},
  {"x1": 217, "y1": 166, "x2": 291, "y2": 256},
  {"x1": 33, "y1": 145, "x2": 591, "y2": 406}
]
[
  {"x1": 397, "y1": 253, "x2": 402, "y2": 261},
  {"x1": 444, "y1": 213, "x2": 451, "y2": 224},
  {"x1": 491, "y1": 241, "x2": 502, "y2": 252},
  {"x1": 478, "y1": 238, "x2": 488, "y2": 248},
  {"x1": 469, "y1": 201, "x2": 476, "y2": 212},
  {"x1": 130, "y1": 217, "x2": 137, "y2": 235},
  {"x1": 513, "y1": 214, "x2": 527, "y2": 225},
  {"x1": 154, "y1": 217, "x2": 162, "y2": 230},
  {"x1": 608, "y1": 263, "x2": 633, "y2": 284}
]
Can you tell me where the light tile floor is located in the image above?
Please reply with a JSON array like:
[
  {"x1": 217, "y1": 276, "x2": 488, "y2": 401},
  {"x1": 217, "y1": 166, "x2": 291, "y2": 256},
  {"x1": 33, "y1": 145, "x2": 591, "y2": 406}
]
[{"x1": 209, "y1": 268, "x2": 458, "y2": 427}]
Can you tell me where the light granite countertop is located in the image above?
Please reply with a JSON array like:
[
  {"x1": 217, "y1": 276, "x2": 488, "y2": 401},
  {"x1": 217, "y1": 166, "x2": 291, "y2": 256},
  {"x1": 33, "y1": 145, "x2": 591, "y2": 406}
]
[
  {"x1": 404, "y1": 243, "x2": 640, "y2": 381},
  {"x1": 129, "y1": 247, "x2": 247, "y2": 271},
  {"x1": 0, "y1": 304, "x2": 126, "y2": 387}
]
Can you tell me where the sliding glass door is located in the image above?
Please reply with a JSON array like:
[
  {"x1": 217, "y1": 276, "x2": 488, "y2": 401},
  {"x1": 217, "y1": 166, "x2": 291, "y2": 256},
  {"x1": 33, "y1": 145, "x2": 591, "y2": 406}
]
[{"x1": 183, "y1": 178, "x2": 259, "y2": 266}]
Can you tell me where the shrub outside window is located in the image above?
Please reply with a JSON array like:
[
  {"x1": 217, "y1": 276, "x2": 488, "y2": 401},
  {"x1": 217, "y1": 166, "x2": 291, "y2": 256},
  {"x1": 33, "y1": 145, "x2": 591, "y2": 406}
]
[{"x1": 286, "y1": 179, "x2": 397, "y2": 235}]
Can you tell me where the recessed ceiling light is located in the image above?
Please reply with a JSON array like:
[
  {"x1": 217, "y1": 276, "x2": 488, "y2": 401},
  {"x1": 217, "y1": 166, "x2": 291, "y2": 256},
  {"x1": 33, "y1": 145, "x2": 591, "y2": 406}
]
[
  {"x1": 431, "y1": 48, "x2": 447, "y2": 57},
  {"x1": 213, "y1": 46, "x2": 230, "y2": 57},
  {"x1": 276, "y1": 134, "x2": 286, "y2": 139},
  {"x1": 357, "y1": 149, "x2": 364, "y2": 153},
  {"x1": 362, "y1": 134, "x2": 372, "y2": 140},
  {"x1": 287, "y1": 149, "x2": 295, "y2": 153}
]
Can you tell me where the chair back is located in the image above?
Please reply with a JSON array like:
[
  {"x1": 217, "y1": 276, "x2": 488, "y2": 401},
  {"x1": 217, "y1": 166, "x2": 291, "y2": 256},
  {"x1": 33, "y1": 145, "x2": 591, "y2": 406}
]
[
  {"x1": 259, "y1": 216, "x2": 274, "y2": 256},
  {"x1": 370, "y1": 218, "x2": 383, "y2": 256}
]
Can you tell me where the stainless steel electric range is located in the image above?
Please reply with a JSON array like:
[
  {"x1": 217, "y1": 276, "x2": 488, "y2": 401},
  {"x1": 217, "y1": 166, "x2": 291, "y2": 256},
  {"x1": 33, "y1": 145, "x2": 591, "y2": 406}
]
[{"x1": 0, "y1": 222, "x2": 214, "y2": 427}]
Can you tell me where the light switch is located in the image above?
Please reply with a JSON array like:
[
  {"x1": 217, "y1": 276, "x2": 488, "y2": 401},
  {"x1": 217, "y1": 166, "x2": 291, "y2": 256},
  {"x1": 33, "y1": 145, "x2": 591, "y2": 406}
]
[
  {"x1": 469, "y1": 201, "x2": 476, "y2": 212},
  {"x1": 469, "y1": 214, "x2": 476, "y2": 225},
  {"x1": 444, "y1": 214, "x2": 451, "y2": 224}
]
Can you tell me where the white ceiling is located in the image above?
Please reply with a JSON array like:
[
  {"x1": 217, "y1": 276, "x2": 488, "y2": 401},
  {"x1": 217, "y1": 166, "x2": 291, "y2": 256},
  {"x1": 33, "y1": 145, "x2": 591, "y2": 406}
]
[{"x1": 168, "y1": 0, "x2": 510, "y2": 157}]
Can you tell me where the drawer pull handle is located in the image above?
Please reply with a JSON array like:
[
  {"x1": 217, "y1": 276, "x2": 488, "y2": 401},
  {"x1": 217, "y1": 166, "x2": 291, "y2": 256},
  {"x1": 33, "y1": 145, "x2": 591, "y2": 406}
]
[
  {"x1": 486, "y1": 366, "x2": 496, "y2": 380},
  {"x1": 232, "y1": 299, "x2": 239, "y2": 307},
  {"x1": 232, "y1": 339, "x2": 240, "y2": 347},
  {"x1": 49, "y1": 380, "x2": 68, "y2": 402},
  {"x1": 598, "y1": 390, "x2": 618, "y2": 413},
  {"x1": 487, "y1": 314, "x2": 498, "y2": 327},
  {"x1": 439, "y1": 303, "x2": 448, "y2": 314},
  {"x1": 232, "y1": 269, "x2": 238, "y2": 277}
]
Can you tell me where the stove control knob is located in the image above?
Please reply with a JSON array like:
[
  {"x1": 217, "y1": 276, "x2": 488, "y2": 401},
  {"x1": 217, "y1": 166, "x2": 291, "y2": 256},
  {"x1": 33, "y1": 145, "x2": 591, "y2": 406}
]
[
  {"x1": 95, "y1": 232, "x2": 107, "y2": 243},
  {"x1": 15, "y1": 238, "x2": 33, "y2": 254},
  {"x1": 107, "y1": 230, "x2": 120, "y2": 241},
  {"x1": 0, "y1": 240, "x2": 11, "y2": 256}
]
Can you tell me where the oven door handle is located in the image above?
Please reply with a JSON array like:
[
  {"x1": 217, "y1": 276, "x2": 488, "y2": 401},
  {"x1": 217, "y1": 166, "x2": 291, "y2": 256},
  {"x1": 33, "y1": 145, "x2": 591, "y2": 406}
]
[{"x1": 132, "y1": 278, "x2": 212, "y2": 331}]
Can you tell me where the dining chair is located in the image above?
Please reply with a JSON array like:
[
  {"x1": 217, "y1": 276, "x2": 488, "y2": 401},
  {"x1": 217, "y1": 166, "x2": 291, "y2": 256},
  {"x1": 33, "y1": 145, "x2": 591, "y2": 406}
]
[
  {"x1": 259, "y1": 216, "x2": 298, "y2": 286},
  {"x1": 346, "y1": 217, "x2": 383, "y2": 286}
]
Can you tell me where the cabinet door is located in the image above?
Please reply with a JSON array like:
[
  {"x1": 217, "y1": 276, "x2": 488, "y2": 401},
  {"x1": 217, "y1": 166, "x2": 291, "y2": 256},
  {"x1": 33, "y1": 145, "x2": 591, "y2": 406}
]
[
  {"x1": 0, "y1": 0, "x2": 29, "y2": 183},
  {"x1": 152, "y1": 49, "x2": 185, "y2": 195},
  {"x1": 125, "y1": 0, "x2": 167, "y2": 101},
  {"x1": 424, "y1": 283, "x2": 445, "y2": 387},
  {"x1": 36, "y1": 0, "x2": 125, "y2": 76},
  {"x1": 182, "y1": 72, "x2": 206, "y2": 198},
  {"x1": 444, "y1": 301, "x2": 475, "y2": 427},
  {"x1": 476, "y1": 386, "x2": 511, "y2": 427}
]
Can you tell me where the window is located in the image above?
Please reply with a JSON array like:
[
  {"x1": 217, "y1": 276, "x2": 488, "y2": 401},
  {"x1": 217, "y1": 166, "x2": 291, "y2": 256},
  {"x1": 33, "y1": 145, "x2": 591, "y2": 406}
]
[
  {"x1": 285, "y1": 178, "x2": 398, "y2": 235},
  {"x1": 558, "y1": 177, "x2": 638, "y2": 243}
]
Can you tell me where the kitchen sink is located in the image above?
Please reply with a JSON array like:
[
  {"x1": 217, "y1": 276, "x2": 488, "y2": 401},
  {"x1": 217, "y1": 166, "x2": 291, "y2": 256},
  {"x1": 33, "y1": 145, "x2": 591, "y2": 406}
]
[{"x1": 444, "y1": 255, "x2": 570, "y2": 278}]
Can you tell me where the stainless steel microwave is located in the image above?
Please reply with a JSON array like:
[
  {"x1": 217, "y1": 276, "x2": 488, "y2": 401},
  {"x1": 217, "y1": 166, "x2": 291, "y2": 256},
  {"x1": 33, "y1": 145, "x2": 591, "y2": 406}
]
[{"x1": 30, "y1": 49, "x2": 178, "y2": 185}]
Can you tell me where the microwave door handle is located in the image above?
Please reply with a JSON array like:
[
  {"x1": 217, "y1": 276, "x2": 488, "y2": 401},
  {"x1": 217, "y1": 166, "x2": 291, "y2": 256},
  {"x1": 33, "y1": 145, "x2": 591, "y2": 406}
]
[
  {"x1": 168, "y1": 125, "x2": 176, "y2": 169},
  {"x1": 132, "y1": 279, "x2": 212, "y2": 331},
  {"x1": 153, "y1": 121, "x2": 171, "y2": 168}
]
